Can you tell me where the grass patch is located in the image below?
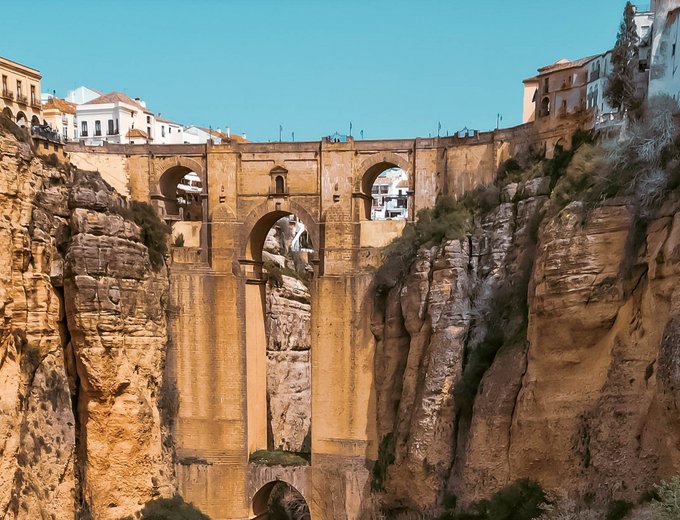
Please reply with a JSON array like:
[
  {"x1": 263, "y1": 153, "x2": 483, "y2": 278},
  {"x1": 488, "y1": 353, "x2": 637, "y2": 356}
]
[
  {"x1": 605, "y1": 500, "x2": 633, "y2": 520},
  {"x1": 139, "y1": 495, "x2": 210, "y2": 519},
  {"x1": 437, "y1": 479, "x2": 546, "y2": 520},
  {"x1": 249, "y1": 449, "x2": 310, "y2": 467},
  {"x1": 263, "y1": 260, "x2": 311, "y2": 287}
]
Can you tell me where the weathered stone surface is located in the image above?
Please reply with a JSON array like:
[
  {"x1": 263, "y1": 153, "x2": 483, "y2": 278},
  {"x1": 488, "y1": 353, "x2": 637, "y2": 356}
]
[{"x1": 0, "y1": 126, "x2": 174, "y2": 520}]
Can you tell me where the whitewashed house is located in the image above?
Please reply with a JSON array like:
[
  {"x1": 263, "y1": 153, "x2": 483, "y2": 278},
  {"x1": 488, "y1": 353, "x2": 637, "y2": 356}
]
[
  {"x1": 371, "y1": 168, "x2": 409, "y2": 220},
  {"x1": 155, "y1": 117, "x2": 184, "y2": 144}
]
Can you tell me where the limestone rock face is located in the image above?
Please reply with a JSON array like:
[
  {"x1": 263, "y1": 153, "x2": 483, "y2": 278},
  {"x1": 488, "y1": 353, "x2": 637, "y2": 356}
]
[
  {"x1": 266, "y1": 274, "x2": 312, "y2": 452},
  {"x1": 373, "y1": 182, "x2": 680, "y2": 512},
  {"x1": 64, "y1": 171, "x2": 174, "y2": 519},
  {"x1": 0, "y1": 127, "x2": 173, "y2": 519},
  {"x1": 0, "y1": 132, "x2": 76, "y2": 520}
]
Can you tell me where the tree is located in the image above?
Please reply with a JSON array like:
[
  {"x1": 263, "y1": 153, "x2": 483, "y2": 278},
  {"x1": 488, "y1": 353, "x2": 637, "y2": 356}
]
[{"x1": 605, "y1": 2, "x2": 642, "y2": 114}]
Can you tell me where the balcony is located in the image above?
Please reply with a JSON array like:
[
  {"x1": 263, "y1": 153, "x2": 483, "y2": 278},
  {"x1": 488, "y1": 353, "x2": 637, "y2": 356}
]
[
  {"x1": 30, "y1": 98, "x2": 41, "y2": 109},
  {"x1": 1, "y1": 89, "x2": 13, "y2": 100},
  {"x1": 81, "y1": 131, "x2": 88, "y2": 137},
  {"x1": 16, "y1": 94, "x2": 28, "y2": 105}
]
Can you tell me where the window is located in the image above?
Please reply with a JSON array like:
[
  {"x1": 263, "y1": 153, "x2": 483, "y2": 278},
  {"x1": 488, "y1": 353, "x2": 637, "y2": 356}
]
[
  {"x1": 168, "y1": 127, "x2": 172, "y2": 133},
  {"x1": 115, "y1": 118, "x2": 119, "y2": 134},
  {"x1": 81, "y1": 121, "x2": 88, "y2": 136},
  {"x1": 162, "y1": 125, "x2": 166, "y2": 137},
  {"x1": 95, "y1": 120, "x2": 101, "y2": 136},
  {"x1": 275, "y1": 175, "x2": 285, "y2": 193},
  {"x1": 146, "y1": 115, "x2": 151, "y2": 124},
  {"x1": 1, "y1": 75, "x2": 6, "y2": 93},
  {"x1": 540, "y1": 97, "x2": 551, "y2": 117},
  {"x1": 107, "y1": 119, "x2": 114, "y2": 135},
  {"x1": 30, "y1": 85, "x2": 35, "y2": 104},
  {"x1": 62, "y1": 127, "x2": 68, "y2": 141},
  {"x1": 16, "y1": 80, "x2": 22, "y2": 98},
  {"x1": 543, "y1": 77, "x2": 549, "y2": 93},
  {"x1": 147, "y1": 126, "x2": 151, "y2": 138}
]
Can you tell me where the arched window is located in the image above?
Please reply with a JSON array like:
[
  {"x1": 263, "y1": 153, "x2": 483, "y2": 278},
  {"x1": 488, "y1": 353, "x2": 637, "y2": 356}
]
[
  {"x1": 275, "y1": 175, "x2": 285, "y2": 194},
  {"x1": 540, "y1": 97, "x2": 551, "y2": 117}
]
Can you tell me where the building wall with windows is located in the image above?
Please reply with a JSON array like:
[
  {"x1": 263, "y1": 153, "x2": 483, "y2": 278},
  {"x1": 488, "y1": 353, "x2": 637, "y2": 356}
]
[
  {"x1": 76, "y1": 92, "x2": 155, "y2": 145},
  {"x1": 0, "y1": 56, "x2": 42, "y2": 127},
  {"x1": 155, "y1": 118, "x2": 184, "y2": 144},
  {"x1": 42, "y1": 98, "x2": 77, "y2": 141},
  {"x1": 649, "y1": 8, "x2": 680, "y2": 100}
]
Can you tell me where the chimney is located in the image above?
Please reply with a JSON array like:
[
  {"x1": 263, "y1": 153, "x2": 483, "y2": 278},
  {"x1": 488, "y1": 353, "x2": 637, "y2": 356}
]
[{"x1": 226, "y1": 126, "x2": 231, "y2": 138}]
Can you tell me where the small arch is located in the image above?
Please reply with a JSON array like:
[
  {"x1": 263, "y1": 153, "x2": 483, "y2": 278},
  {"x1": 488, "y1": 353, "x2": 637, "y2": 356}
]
[
  {"x1": 31, "y1": 115, "x2": 40, "y2": 127},
  {"x1": 358, "y1": 153, "x2": 412, "y2": 221},
  {"x1": 540, "y1": 97, "x2": 551, "y2": 117},
  {"x1": 1, "y1": 107, "x2": 13, "y2": 121},
  {"x1": 252, "y1": 481, "x2": 310, "y2": 519},
  {"x1": 275, "y1": 175, "x2": 285, "y2": 194},
  {"x1": 15, "y1": 111, "x2": 27, "y2": 127},
  {"x1": 158, "y1": 165, "x2": 203, "y2": 220}
]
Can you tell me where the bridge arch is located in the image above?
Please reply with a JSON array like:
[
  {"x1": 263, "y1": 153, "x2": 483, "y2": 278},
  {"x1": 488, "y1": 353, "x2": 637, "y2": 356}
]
[
  {"x1": 242, "y1": 200, "x2": 319, "y2": 263},
  {"x1": 358, "y1": 152, "x2": 412, "y2": 220},
  {"x1": 252, "y1": 480, "x2": 311, "y2": 519},
  {"x1": 156, "y1": 157, "x2": 205, "y2": 220}
]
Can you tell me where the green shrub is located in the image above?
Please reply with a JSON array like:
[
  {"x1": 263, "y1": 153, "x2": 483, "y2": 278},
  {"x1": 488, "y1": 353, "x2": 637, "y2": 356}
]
[
  {"x1": 375, "y1": 195, "x2": 472, "y2": 293},
  {"x1": 605, "y1": 500, "x2": 633, "y2": 520},
  {"x1": 248, "y1": 449, "x2": 310, "y2": 466},
  {"x1": 652, "y1": 475, "x2": 680, "y2": 519},
  {"x1": 371, "y1": 432, "x2": 396, "y2": 492},
  {"x1": 140, "y1": 495, "x2": 210, "y2": 519},
  {"x1": 115, "y1": 201, "x2": 170, "y2": 270},
  {"x1": 439, "y1": 479, "x2": 546, "y2": 520}
]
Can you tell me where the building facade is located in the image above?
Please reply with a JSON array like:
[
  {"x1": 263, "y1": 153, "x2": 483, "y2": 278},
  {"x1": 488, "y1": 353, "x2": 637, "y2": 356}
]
[
  {"x1": 42, "y1": 98, "x2": 77, "y2": 142},
  {"x1": 0, "y1": 56, "x2": 43, "y2": 127},
  {"x1": 76, "y1": 91, "x2": 156, "y2": 145},
  {"x1": 371, "y1": 167, "x2": 409, "y2": 220}
]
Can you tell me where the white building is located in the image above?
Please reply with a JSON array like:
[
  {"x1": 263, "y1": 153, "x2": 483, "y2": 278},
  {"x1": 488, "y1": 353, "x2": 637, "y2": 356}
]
[
  {"x1": 66, "y1": 86, "x2": 102, "y2": 105},
  {"x1": 649, "y1": 6, "x2": 680, "y2": 100},
  {"x1": 371, "y1": 168, "x2": 409, "y2": 220},
  {"x1": 42, "y1": 97, "x2": 77, "y2": 142},
  {"x1": 76, "y1": 91, "x2": 155, "y2": 145},
  {"x1": 155, "y1": 117, "x2": 184, "y2": 144},
  {"x1": 182, "y1": 125, "x2": 228, "y2": 144}
]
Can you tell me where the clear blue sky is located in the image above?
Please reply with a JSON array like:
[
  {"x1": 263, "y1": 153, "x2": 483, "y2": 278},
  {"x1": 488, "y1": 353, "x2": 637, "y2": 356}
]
[{"x1": 1, "y1": 0, "x2": 633, "y2": 142}]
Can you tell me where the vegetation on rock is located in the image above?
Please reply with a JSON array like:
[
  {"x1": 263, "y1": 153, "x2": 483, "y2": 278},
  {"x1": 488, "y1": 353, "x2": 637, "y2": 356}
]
[
  {"x1": 138, "y1": 495, "x2": 210, "y2": 519},
  {"x1": 116, "y1": 201, "x2": 171, "y2": 270},
  {"x1": 248, "y1": 449, "x2": 310, "y2": 466}
]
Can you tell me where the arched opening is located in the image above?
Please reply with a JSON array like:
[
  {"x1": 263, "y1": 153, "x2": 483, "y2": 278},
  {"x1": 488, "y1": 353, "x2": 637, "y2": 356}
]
[
  {"x1": 554, "y1": 138, "x2": 565, "y2": 156},
  {"x1": 275, "y1": 175, "x2": 285, "y2": 194},
  {"x1": 540, "y1": 97, "x2": 551, "y2": 117},
  {"x1": 30, "y1": 115, "x2": 40, "y2": 128},
  {"x1": 1, "y1": 107, "x2": 13, "y2": 121},
  {"x1": 252, "y1": 481, "x2": 310, "y2": 519},
  {"x1": 363, "y1": 163, "x2": 410, "y2": 221},
  {"x1": 15, "y1": 111, "x2": 27, "y2": 128},
  {"x1": 244, "y1": 210, "x2": 315, "y2": 462},
  {"x1": 158, "y1": 165, "x2": 203, "y2": 221}
]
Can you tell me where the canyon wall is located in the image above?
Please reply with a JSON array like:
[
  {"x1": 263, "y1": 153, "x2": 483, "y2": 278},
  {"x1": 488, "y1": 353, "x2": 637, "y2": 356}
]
[
  {"x1": 372, "y1": 177, "x2": 680, "y2": 513},
  {"x1": 0, "y1": 125, "x2": 173, "y2": 519}
]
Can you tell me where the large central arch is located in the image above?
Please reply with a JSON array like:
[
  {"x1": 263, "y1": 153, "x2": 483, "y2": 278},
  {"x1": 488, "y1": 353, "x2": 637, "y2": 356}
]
[{"x1": 242, "y1": 200, "x2": 319, "y2": 456}]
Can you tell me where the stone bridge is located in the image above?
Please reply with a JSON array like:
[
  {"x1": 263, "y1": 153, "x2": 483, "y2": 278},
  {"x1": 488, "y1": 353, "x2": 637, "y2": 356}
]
[{"x1": 66, "y1": 130, "x2": 524, "y2": 519}]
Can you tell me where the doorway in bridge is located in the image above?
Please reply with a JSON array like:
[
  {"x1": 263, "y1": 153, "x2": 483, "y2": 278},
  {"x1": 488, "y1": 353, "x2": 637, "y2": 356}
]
[
  {"x1": 158, "y1": 166, "x2": 203, "y2": 221},
  {"x1": 246, "y1": 212, "x2": 314, "y2": 464},
  {"x1": 252, "y1": 481, "x2": 310, "y2": 519},
  {"x1": 368, "y1": 167, "x2": 410, "y2": 220}
]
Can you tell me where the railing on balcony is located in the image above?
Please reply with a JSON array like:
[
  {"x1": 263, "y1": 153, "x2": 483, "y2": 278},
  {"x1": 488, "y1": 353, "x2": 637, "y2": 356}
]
[
  {"x1": 31, "y1": 124, "x2": 62, "y2": 143},
  {"x1": 30, "y1": 97, "x2": 40, "y2": 109},
  {"x1": 94, "y1": 131, "x2": 102, "y2": 136},
  {"x1": 16, "y1": 94, "x2": 28, "y2": 105},
  {"x1": 1, "y1": 89, "x2": 13, "y2": 100},
  {"x1": 81, "y1": 131, "x2": 88, "y2": 137}
]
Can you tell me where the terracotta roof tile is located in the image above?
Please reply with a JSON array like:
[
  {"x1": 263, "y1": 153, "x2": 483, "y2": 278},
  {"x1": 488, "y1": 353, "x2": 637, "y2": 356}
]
[
  {"x1": 537, "y1": 55, "x2": 601, "y2": 74},
  {"x1": 43, "y1": 97, "x2": 76, "y2": 115},
  {"x1": 126, "y1": 128, "x2": 148, "y2": 138},
  {"x1": 84, "y1": 92, "x2": 152, "y2": 113}
]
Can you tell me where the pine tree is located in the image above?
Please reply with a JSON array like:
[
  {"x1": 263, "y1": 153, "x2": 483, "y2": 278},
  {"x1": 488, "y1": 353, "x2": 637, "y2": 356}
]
[{"x1": 605, "y1": 1, "x2": 641, "y2": 113}]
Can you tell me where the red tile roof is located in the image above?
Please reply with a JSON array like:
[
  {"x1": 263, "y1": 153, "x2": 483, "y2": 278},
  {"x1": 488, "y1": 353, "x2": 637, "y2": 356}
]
[
  {"x1": 43, "y1": 97, "x2": 76, "y2": 115},
  {"x1": 84, "y1": 92, "x2": 152, "y2": 113},
  {"x1": 126, "y1": 128, "x2": 148, "y2": 139},
  {"x1": 537, "y1": 55, "x2": 601, "y2": 74}
]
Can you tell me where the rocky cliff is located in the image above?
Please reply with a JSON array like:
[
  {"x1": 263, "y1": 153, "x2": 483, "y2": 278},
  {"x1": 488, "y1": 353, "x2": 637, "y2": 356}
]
[
  {"x1": 372, "y1": 172, "x2": 680, "y2": 514},
  {"x1": 0, "y1": 123, "x2": 173, "y2": 519}
]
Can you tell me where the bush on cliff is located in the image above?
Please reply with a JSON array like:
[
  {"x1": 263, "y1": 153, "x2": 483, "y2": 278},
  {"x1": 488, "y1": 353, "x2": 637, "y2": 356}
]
[
  {"x1": 438, "y1": 479, "x2": 546, "y2": 520},
  {"x1": 375, "y1": 194, "x2": 472, "y2": 293},
  {"x1": 139, "y1": 495, "x2": 210, "y2": 520},
  {"x1": 115, "y1": 201, "x2": 171, "y2": 270}
]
